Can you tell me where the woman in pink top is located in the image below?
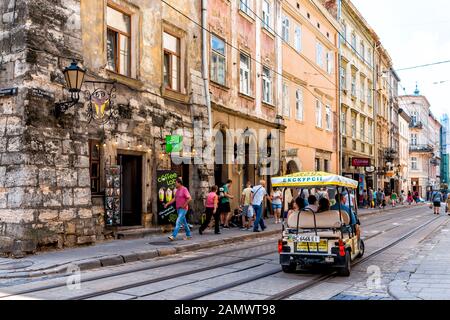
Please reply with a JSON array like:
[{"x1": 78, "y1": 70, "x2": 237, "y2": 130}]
[{"x1": 199, "y1": 185, "x2": 220, "y2": 235}]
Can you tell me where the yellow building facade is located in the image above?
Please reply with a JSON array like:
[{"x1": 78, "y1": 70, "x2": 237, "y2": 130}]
[
  {"x1": 281, "y1": 0, "x2": 340, "y2": 175},
  {"x1": 339, "y1": 0, "x2": 378, "y2": 192}
]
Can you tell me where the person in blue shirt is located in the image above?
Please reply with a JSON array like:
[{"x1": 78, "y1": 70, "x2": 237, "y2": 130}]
[{"x1": 330, "y1": 193, "x2": 356, "y2": 225}]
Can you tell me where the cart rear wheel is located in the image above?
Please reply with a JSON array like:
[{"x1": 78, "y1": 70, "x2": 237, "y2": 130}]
[
  {"x1": 282, "y1": 263, "x2": 297, "y2": 273},
  {"x1": 337, "y1": 251, "x2": 351, "y2": 277},
  {"x1": 357, "y1": 239, "x2": 365, "y2": 258}
]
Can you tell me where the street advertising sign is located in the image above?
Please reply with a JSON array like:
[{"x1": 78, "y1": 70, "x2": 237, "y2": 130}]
[
  {"x1": 352, "y1": 158, "x2": 371, "y2": 167},
  {"x1": 157, "y1": 170, "x2": 178, "y2": 224},
  {"x1": 165, "y1": 135, "x2": 183, "y2": 153}
]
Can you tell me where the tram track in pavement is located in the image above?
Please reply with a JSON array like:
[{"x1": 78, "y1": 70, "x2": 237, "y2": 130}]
[
  {"x1": 176, "y1": 214, "x2": 443, "y2": 300},
  {"x1": 0, "y1": 240, "x2": 278, "y2": 299},
  {"x1": 0, "y1": 206, "x2": 431, "y2": 300}
]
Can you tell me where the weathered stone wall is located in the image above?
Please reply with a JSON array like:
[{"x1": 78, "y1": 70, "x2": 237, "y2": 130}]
[{"x1": 0, "y1": 0, "x2": 212, "y2": 256}]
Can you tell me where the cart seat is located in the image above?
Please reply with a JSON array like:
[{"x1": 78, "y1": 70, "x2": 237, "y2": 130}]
[
  {"x1": 300, "y1": 231, "x2": 350, "y2": 240},
  {"x1": 287, "y1": 210, "x2": 351, "y2": 229}
]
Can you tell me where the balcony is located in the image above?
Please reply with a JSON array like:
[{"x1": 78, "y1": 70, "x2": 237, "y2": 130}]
[
  {"x1": 409, "y1": 121, "x2": 423, "y2": 129},
  {"x1": 410, "y1": 144, "x2": 433, "y2": 153}
]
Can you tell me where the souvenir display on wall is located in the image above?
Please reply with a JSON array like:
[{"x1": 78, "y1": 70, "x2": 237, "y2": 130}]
[{"x1": 105, "y1": 165, "x2": 122, "y2": 226}]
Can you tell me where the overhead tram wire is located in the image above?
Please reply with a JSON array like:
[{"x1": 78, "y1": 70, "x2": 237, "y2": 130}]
[
  {"x1": 160, "y1": 0, "x2": 339, "y2": 105},
  {"x1": 396, "y1": 59, "x2": 450, "y2": 72}
]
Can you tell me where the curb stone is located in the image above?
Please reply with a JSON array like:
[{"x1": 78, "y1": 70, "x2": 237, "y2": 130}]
[{"x1": 388, "y1": 279, "x2": 421, "y2": 300}]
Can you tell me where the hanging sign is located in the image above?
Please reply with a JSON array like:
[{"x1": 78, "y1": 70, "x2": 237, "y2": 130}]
[
  {"x1": 352, "y1": 158, "x2": 371, "y2": 167},
  {"x1": 165, "y1": 135, "x2": 183, "y2": 153},
  {"x1": 157, "y1": 170, "x2": 178, "y2": 224}
]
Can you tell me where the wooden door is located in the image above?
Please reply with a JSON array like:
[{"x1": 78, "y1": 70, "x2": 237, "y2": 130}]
[{"x1": 120, "y1": 155, "x2": 143, "y2": 226}]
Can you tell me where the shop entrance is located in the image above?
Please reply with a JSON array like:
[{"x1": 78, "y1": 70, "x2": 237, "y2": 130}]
[{"x1": 119, "y1": 154, "x2": 143, "y2": 226}]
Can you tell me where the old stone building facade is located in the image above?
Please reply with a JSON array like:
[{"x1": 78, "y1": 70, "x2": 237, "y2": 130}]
[{"x1": 0, "y1": 0, "x2": 212, "y2": 256}]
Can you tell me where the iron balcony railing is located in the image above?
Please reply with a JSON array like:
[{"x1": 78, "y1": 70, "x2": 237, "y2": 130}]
[
  {"x1": 410, "y1": 144, "x2": 433, "y2": 153},
  {"x1": 409, "y1": 121, "x2": 423, "y2": 129}
]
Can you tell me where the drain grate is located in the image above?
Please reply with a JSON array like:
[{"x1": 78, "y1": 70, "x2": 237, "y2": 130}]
[{"x1": 0, "y1": 260, "x2": 34, "y2": 270}]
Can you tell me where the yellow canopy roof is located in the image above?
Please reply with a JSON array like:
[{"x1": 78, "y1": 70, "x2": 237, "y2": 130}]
[{"x1": 271, "y1": 172, "x2": 359, "y2": 189}]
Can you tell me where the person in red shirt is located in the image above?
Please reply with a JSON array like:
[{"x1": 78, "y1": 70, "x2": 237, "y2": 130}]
[{"x1": 165, "y1": 178, "x2": 192, "y2": 241}]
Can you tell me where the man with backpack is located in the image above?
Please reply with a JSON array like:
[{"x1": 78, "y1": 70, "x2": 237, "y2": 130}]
[
  {"x1": 251, "y1": 180, "x2": 267, "y2": 233},
  {"x1": 219, "y1": 180, "x2": 234, "y2": 228},
  {"x1": 431, "y1": 190, "x2": 443, "y2": 215}
]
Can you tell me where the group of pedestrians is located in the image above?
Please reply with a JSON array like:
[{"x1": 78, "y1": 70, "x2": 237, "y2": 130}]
[
  {"x1": 164, "y1": 176, "x2": 450, "y2": 242},
  {"x1": 199, "y1": 179, "x2": 269, "y2": 236},
  {"x1": 359, "y1": 188, "x2": 426, "y2": 210}
]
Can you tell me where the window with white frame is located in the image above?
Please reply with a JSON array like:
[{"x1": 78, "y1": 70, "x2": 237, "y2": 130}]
[
  {"x1": 367, "y1": 81, "x2": 373, "y2": 105},
  {"x1": 351, "y1": 72, "x2": 356, "y2": 97},
  {"x1": 282, "y1": 16, "x2": 289, "y2": 42},
  {"x1": 340, "y1": 63, "x2": 347, "y2": 91},
  {"x1": 211, "y1": 35, "x2": 226, "y2": 85},
  {"x1": 262, "y1": 0, "x2": 271, "y2": 30},
  {"x1": 360, "y1": 41, "x2": 365, "y2": 61},
  {"x1": 360, "y1": 117, "x2": 365, "y2": 140},
  {"x1": 262, "y1": 66, "x2": 272, "y2": 104},
  {"x1": 411, "y1": 157, "x2": 418, "y2": 170},
  {"x1": 411, "y1": 133, "x2": 417, "y2": 146},
  {"x1": 411, "y1": 111, "x2": 418, "y2": 125},
  {"x1": 368, "y1": 120, "x2": 373, "y2": 143},
  {"x1": 295, "y1": 89, "x2": 303, "y2": 121},
  {"x1": 341, "y1": 23, "x2": 347, "y2": 43},
  {"x1": 294, "y1": 25, "x2": 302, "y2": 52},
  {"x1": 240, "y1": 0, "x2": 252, "y2": 16},
  {"x1": 325, "y1": 105, "x2": 332, "y2": 131},
  {"x1": 341, "y1": 109, "x2": 347, "y2": 135},
  {"x1": 106, "y1": 6, "x2": 131, "y2": 77},
  {"x1": 315, "y1": 100, "x2": 322, "y2": 128},
  {"x1": 282, "y1": 82, "x2": 289, "y2": 117},
  {"x1": 315, "y1": 158, "x2": 321, "y2": 171},
  {"x1": 316, "y1": 42, "x2": 323, "y2": 68},
  {"x1": 326, "y1": 51, "x2": 333, "y2": 74},
  {"x1": 239, "y1": 53, "x2": 250, "y2": 95},
  {"x1": 351, "y1": 32, "x2": 356, "y2": 50},
  {"x1": 367, "y1": 48, "x2": 372, "y2": 66},
  {"x1": 360, "y1": 79, "x2": 365, "y2": 103},
  {"x1": 351, "y1": 114, "x2": 357, "y2": 138},
  {"x1": 163, "y1": 32, "x2": 180, "y2": 91}
]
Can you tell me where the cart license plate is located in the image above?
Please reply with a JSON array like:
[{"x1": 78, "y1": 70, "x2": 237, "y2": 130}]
[
  {"x1": 295, "y1": 235, "x2": 320, "y2": 243},
  {"x1": 296, "y1": 240, "x2": 328, "y2": 252}
]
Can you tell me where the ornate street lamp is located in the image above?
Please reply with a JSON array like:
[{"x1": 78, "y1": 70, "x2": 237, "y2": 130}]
[
  {"x1": 54, "y1": 60, "x2": 86, "y2": 117},
  {"x1": 54, "y1": 60, "x2": 118, "y2": 124}
]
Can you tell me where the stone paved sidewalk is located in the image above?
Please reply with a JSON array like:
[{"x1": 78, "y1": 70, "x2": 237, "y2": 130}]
[
  {"x1": 0, "y1": 204, "x2": 411, "y2": 281},
  {"x1": 388, "y1": 216, "x2": 450, "y2": 300}
]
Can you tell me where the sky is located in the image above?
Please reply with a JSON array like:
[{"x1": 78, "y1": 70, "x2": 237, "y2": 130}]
[{"x1": 352, "y1": 0, "x2": 450, "y2": 120}]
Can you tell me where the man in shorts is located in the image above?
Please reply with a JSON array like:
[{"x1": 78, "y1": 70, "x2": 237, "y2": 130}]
[{"x1": 240, "y1": 182, "x2": 253, "y2": 230}]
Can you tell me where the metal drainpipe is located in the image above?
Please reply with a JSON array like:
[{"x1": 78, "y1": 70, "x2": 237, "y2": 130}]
[
  {"x1": 202, "y1": 0, "x2": 213, "y2": 137},
  {"x1": 337, "y1": 0, "x2": 342, "y2": 176}
]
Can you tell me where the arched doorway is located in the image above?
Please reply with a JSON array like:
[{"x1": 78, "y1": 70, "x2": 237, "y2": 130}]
[
  {"x1": 214, "y1": 128, "x2": 228, "y2": 187},
  {"x1": 286, "y1": 160, "x2": 300, "y2": 175}
]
